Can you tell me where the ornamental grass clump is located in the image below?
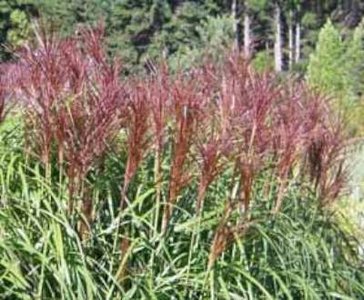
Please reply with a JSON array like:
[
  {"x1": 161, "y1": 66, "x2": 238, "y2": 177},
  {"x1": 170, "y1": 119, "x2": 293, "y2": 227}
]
[
  {"x1": 2, "y1": 26, "x2": 347, "y2": 244},
  {"x1": 146, "y1": 67, "x2": 171, "y2": 236},
  {"x1": 204, "y1": 60, "x2": 348, "y2": 267},
  {"x1": 121, "y1": 79, "x2": 151, "y2": 209},
  {"x1": 4, "y1": 26, "x2": 125, "y2": 225},
  {"x1": 2, "y1": 24, "x2": 346, "y2": 235},
  {"x1": 0, "y1": 25, "x2": 361, "y2": 298},
  {"x1": 161, "y1": 70, "x2": 214, "y2": 233}
]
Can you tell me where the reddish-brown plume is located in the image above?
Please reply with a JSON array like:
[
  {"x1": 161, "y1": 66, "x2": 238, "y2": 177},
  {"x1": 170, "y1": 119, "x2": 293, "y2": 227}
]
[
  {"x1": 205, "y1": 59, "x2": 348, "y2": 268},
  {"x1": 161, "y1": 70, "x2": 212, "y2": 233},
  {"x1": 5, "y1": 25, "x2": 125, "y2": 215},
  {"x1": 121, "y1": 78, "x2": 151, "y2": 208},
  {"x1": 0, "y1": 74, "x2": 8, "y2": 123}
]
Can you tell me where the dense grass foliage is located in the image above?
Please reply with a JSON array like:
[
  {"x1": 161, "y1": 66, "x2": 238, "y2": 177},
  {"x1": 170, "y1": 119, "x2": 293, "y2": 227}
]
[
  {"x1": 0, "y1": 27, "x2": 363, "y2": 299},
  {"x1": 0, "y1": 124, "x2": 363, "y2": 299}
]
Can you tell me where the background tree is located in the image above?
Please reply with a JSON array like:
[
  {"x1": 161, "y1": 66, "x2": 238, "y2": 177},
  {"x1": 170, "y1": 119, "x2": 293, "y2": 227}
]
[
  {"x1": 1, "y1": 0, "x2": 364, "y2": 72},
  {"x1": 307, "y1": 19, "x2": 345, "y2": 96},
  {"x1": 273, "y1": 1, "x2": 283, "y2": 72},
  {"x1": 343, "y1": 18, "x2": 364, "y2": 135},
  {"x1": 159, "y1": 14, "x2": 235, "y2": 70},
  {"x1": 344, "y1": 18, "x2": 364, "y2": 100},
  {"x1": 147, "y1": 1, "x2": 213, "y2": 67},
  {"x1": 107, "y1": 0, "x2": 160, "y2": 70},
  {"x1": 6, "y1": 9, "x2": 30, "y2": 48},
  {"x1": 0, "y1": 0, "x2": 36, "y2": 60}
]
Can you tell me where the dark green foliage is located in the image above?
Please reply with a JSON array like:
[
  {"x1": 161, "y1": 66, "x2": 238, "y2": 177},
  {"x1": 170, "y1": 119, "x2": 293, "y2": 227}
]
[
  {"x1": 107, "y1": 0, "x2": 157, "y2": 69},
  {"x1": 107, "y1": 0, "x2": 217, "y2": 71},
  {"x1": 1, "y1": 0, "x2": 364, "y2": 72},
  {"x1": 35, "y1": 0, "x2": 111, "y2": 35}
]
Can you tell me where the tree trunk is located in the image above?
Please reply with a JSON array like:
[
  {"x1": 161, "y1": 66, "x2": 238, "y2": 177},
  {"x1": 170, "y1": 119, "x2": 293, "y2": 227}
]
[
  {"x1": 243, "y1": 10, "x2": 251, "y2": 57},
  {"x1": 274, "y1": 2, "x2": 283, "y2": 72},
  {"x1": 295, "y1": 20, "x2": 301, "y2": 63},
  {"x1": 288, "y1": 10, "x2": 294, "y2": 70},
  {"x1": 231, "y1": 0, "x2": 239, "y2": 51}
]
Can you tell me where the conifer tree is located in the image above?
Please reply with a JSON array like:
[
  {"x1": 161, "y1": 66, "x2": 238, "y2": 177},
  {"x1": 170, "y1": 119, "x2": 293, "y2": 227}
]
[
  {"x1": 148, "y1": 2, "x2": 211, "y2": 64},
  {"x1": 107, "y1": 0, "x2": 171, "y2": 70},
  {"x1": 307, "y1": 19, "x2": 345, "y2": 96},
  {"x1": 345, "y1": 19, "x2": 364, "y2": 99},
  {"x1": 343, "y1": 19, "x2": 364, "y2": 135}
]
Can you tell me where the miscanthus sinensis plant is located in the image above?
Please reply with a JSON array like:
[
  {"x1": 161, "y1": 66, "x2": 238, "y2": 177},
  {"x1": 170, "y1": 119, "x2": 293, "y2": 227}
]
[{"x1": 0, "y1": 26, "x2": 362, "y2": 299}]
